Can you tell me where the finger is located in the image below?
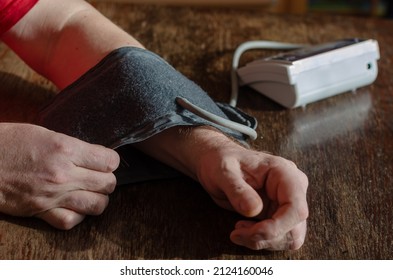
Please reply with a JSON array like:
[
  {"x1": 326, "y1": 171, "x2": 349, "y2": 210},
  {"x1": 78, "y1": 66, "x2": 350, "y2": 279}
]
[
  {"x1": 230, "y1": 217, "x2": 308, "y2": 251},
  {"x1": 289, "y1": 220, "x2": 307, "y2": 250},
  {"x1": 234, "y1": 220, "x2": 255, "y2": 229},
  {"x1": 269, "y1": 201, "x2": 309, "y2": 241},
  {"x1": 231, "y1": 220, "x2": 267, "y2": 250},
  {"x1": 56, "y1": 190, "x2": 110, "y2": 216},
  {"x1": 71, "y1": 167, "x2": 117, "y2": 194},
  {"x1": 69, "y1": 138, "x2": 120, "y2": 172},
  {"x1": 260, "y1": 165, "x2": 308, "y2": 242},
  {"x1": 221, "y1": 177, "x2": 263, "y2": 218},
  {"x1": 230, "y1": 219, "x2": 288, "y2": 250},
  {"x1": 250, "y1": 219, "x2": 307, "y2": 250},
  {"x1": 266, "y1": 163, "x2": 308, "y2": 204},
  {"x1": 36, "y1": 208, "x2": 85, "y2": 230},
  {"x1": 232, "y1": 192, "x2": 307, "y2": 250}
]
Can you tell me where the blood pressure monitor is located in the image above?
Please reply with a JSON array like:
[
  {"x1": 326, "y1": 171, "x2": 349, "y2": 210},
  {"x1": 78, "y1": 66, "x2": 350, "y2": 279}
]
[{"x1": 234, "y1": 38, "x2": 380, "y2": 108}]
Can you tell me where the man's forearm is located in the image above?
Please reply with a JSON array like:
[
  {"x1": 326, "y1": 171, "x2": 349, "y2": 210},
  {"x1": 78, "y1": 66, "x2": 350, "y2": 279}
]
[
  {"x1": 1, "y1": 0, "x2": 143, "y2": 89},
  {"x1": 134, "y1": 126, "x2": 242, "y2": 181}
]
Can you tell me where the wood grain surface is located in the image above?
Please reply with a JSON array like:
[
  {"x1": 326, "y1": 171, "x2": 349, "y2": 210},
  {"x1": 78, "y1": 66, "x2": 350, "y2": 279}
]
[{"x1": 0, "y1": 2, "x2": 392, "y2": 259}]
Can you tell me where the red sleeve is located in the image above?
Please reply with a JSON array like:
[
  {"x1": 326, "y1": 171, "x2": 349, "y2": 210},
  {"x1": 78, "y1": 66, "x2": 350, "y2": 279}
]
[{"x1": 0, "y1": 0, "x2": 39, "y2": 36}]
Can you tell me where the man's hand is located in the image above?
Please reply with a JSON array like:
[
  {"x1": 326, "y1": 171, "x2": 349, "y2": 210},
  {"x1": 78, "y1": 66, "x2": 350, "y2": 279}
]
[
  {"x1": 196, "y1": 142, "x2": 309, "y2": 251},
  {"x1": 135, "y1": 126, "x2": 309, "y2": 251},
  {"x1": 0, "y1": 123, "x2": 120, "y2": 229}
]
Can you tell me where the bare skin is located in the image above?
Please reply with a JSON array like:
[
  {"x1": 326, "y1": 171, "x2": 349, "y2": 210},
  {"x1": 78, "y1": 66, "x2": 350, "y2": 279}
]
[
  {"x1": 0, "y1": 123, "x2": 119, "y2": 230},
  {"x1": 0, "y1": 0, "x2": 308, "y2": 250},
  {"x1": 134, "y1": 127, "x2": 308, "y2": 250}
]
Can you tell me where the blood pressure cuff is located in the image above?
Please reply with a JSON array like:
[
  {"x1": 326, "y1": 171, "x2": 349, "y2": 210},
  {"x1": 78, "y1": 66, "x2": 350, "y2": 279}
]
[{"x1": 36, "y1": 47, "x2": 257, "y2": 184}]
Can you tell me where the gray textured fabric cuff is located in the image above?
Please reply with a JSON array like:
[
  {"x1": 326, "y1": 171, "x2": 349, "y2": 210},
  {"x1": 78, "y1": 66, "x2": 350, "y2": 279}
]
[{"x1": 35, "y1": 47, "x2": 257, "y2": 184}]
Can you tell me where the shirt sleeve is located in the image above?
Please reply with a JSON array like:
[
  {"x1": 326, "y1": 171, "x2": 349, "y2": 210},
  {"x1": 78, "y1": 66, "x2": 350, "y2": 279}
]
[{"x1": 0, "y1": 0, "x2": 39, "y2": 36}]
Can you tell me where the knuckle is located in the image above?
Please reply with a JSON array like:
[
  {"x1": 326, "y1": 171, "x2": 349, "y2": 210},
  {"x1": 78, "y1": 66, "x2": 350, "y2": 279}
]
[
  {"x1": 249, "y1": 239, "x2": 283, "y2": 251},
  {"x1": 50, "y1": 135, "x2": 74, "y2": 157},
  {"x1": 251, "y1": 232, "x2": 299, "y2": 251},
  {"x1": 289, "y1": 232, "x2": 306, "y2": 250},
  {"x1": 297, "y1": 204, "x2": 309, "y2": 221},
  {"x1": 89, "y1": 173, "x2": 117, "y2": 195},
  {"x1": 82, "y1": 194, "x2": 109, "y2": 215},
  {"x1": 290, "y1": 238, "x2": 305, "y2": 250},
  {"x1": 255, "y1": 225, "x2": 281, "y2": 241},
  {"x1": 64, "y1": 193, "x2": 109, "y2": 215},
  {"x1": 106, "y1": 150, "x2": 120, "y2": 171},
  {"x1": 57, "y1": 213, "x2": 80, "y2": 230},
  {"x1": 91, "y1": 195, "x2": 109, "y2": 215},
  {"x1": 91, "y1": 146, "x2": 120, "y2": 172},
  {"x1": 265, "y1": 228, "x2": 281, "y2": 241},
  {"x1": 286, "y1": 159, "x2": 298, "y2": 168},
  {"x1": 299, "y1": 171, "x2": 309, "y2": 190},
  {"x1": 250, "y1": 241, "x2": 269, "y2": 251},
  {"x1": 270, "y1": 156, "x2": 297, "y2": 169},
  {"x1": 28, "y1": 197, "x2": 48, "y2": 214},
  {"x1": 105, "y1": 174, "x2": 117, "y2": 194},
  {"x1": 46, "y1": 169, "x2": 68, "y2": 185}
]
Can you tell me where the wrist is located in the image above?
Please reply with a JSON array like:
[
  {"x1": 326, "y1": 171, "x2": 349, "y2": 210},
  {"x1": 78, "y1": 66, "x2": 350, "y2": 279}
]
[{"x1": 134, "y1": 126, "x2": 239, "y2": 180}]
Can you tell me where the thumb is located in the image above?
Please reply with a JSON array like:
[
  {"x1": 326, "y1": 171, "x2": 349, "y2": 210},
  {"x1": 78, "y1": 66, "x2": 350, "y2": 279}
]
[{"x1": 223, "y1": 178, "x2": 263, "y2": 217}]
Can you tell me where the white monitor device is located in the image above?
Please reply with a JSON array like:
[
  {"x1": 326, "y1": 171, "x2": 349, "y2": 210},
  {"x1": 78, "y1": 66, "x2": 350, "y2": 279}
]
[{"x1": 236, "y1": 38, "x2": 380, "y2": 108}]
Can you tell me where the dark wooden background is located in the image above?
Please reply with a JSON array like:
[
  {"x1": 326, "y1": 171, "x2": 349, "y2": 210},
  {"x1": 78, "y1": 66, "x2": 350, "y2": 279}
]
[{"x1": 0, "y1": 2, "x2": 392, "y2": 259}]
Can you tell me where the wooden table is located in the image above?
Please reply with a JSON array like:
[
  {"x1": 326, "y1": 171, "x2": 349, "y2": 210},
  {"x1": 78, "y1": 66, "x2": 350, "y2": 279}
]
[{"x1": 0, "y1": 2, "x2": 392, "y2": 260}]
